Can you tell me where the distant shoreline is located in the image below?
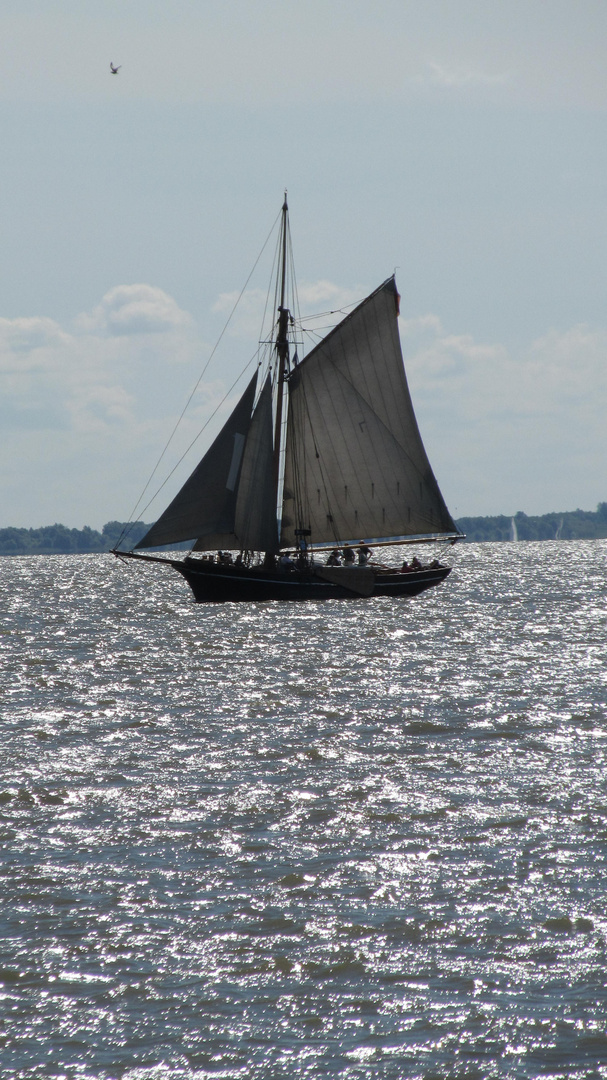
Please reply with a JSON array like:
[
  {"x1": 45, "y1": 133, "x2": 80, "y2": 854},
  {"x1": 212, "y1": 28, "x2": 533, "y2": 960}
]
[
  {"x1": 0, "y1": 504, "x2": 606, "y2": 555},
  {"x1": 0, "y1": 520, "x2": 180, "y2": 558},
  {"x1": 456, "y1": 503, "x2": 607, "y2": 543}
]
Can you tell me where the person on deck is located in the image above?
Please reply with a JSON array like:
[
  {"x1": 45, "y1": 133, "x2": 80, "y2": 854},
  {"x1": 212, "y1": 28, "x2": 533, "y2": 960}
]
[
  {"x1": 410, "y1": 556, "x2": 422, "y2": 570},
  {"x1": 357, "y1": 543, "x2": 372, "y2": 565},
  {"x1": 326, "y1": 549, "x2": 341, "y2": 566},
  {"x1": 342, "y1": 545, "x2": 355, "y2": 565},
  {"x1": 279, "y1": 552, "x2": 295, "y2": 570}
]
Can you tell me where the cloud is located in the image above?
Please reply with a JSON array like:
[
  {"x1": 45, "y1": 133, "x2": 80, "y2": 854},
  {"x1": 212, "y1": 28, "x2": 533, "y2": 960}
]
[
  {"x1": 0, "y1": 315, "x2": 69, "y2": 367},
  {"x1": 0, "y1": 285, "x2": 200, "y2": 438},
  {"x1": 0, "y1": 284, "x2": 266, "y2": 528},
  {"x1": 75, "y1": 284, "x2": 194, "y2": 336},
  {"x1": 402, "y1": 315, "x2": 607, "y2": 516},
  {"x1": 296, "y1": 281, "x2": 363, "y2": 310},
  {"x1": 425, "y1": 60, "x2": 512, "y2": 89}
]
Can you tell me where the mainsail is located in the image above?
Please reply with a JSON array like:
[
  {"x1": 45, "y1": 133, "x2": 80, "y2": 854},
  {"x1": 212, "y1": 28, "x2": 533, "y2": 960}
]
[
  {"x1": 280, "y1": 277, "x2": 457, "y2": 547},
  {"x1": 136, "y1": 372, "x2": 277, "y2": 552}
]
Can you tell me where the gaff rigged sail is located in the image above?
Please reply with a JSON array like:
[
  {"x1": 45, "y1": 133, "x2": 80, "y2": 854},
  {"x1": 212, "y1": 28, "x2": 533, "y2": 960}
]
[{"x1": 280, "y1": 277, "x2": 458, "y2": 548}]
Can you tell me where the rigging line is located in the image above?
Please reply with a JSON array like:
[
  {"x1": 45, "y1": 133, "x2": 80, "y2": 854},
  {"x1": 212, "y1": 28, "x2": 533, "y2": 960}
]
[
  {"x1": 285, "y1": 215, "x2": 302, "y2": 363},
  {"x1": 117, "y1": 208, "x2": 282, "y2": 546},
  {"x1": 293, "y1": 300, "x2": 365, "y2": 322},
  {"x1": 256, "y1": 230, "x2": 282, "y2": 391},
  {"x1": 300, "y1": 328, "x2": 325, "y2": 345},
  {"x1": 276, "y1": 214, "x2": 302, "y2": 526},
  {"x1": 300, "y1": 322, "x2": 350, "y2": 334},
  {"x1": 124, "y1": 354, "x2": 260, "y2": 532}
]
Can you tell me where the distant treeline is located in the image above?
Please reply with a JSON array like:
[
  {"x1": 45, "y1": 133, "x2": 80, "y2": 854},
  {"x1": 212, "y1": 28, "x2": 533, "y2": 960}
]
[
  {"x1": 456, "y1": 503, "x2": 607, "y2": 542},
  {"x1": 1, "y1": 505, "x2": 607, "y2": 554},
  {"x1": 0, "y1": 521, "x2": 153, "y2": 556}
]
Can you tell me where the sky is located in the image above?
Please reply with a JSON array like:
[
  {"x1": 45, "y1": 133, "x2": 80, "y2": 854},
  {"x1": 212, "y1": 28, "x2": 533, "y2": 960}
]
[{"x1": 0, "y1": 0, "x2": 606, "y2": 528}]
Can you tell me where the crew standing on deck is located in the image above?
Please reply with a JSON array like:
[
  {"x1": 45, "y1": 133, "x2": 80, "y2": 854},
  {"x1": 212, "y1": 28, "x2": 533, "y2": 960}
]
[
  {"x1": 342, "y1": 545, "x2": 355, "y2": 565},
  {"x1": 357, "y1": 543, "x2": 372, "y2": 565}
]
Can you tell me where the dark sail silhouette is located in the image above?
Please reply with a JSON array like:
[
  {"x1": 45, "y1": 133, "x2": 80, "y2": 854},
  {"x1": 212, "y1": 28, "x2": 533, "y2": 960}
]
[
  {"x1": 136, "y1": 374, "x2": 278, "y2": 554},
  {"x1": 281, "y1": 278, "x2": 457, "y2": 548}
]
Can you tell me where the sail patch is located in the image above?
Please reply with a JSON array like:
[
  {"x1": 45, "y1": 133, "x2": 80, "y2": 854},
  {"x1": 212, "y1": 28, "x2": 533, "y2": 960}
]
[{"x1": 226, "y1": 433, "x2": 246, "y2": 491}]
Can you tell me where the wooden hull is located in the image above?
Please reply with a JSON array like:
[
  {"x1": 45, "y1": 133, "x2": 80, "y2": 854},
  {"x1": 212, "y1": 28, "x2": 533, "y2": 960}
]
[{"x1": 173, "y1": 559, "x2": 451, "y2": 603}]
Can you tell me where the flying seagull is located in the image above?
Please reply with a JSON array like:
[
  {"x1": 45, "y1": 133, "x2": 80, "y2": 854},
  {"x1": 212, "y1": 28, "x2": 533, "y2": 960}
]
[{"x1": 110, "y1": 63, "x2": 121, "y2": 74}]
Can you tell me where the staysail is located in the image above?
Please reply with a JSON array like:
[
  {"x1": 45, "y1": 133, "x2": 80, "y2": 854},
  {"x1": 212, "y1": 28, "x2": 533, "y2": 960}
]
[
  {"x1": 136, "y1": 373, "x2": 276, "y2": 551},
  {"x1": 280, "y1": 277, "x2": 458, "y2": 547},
  {"x1": 194, "y1": 374, "x2": 278, "y2": 553}
]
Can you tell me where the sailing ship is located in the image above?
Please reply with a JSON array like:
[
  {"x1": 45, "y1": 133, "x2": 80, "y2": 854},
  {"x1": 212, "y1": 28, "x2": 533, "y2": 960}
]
[{"x1": 114, "y1": 199, "x2": 463, "y2": 601}]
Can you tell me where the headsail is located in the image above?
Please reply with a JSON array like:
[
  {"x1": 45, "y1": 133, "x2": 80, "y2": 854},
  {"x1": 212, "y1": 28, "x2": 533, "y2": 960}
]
[
  {"x1": 281, "y1": 277, "x2": 458, "y2": 548},
  {"x1": 194, "y1": 374, "x2": 278, "y2": 553},
  {"x1": 136, "y1": 374, "x2": 259, "y2": 550}
]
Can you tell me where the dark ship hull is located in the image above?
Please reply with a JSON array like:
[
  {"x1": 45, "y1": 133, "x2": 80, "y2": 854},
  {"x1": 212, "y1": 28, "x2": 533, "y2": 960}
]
[{"x1": 117, "y1": 552, "x2": 451, "y2": 603}]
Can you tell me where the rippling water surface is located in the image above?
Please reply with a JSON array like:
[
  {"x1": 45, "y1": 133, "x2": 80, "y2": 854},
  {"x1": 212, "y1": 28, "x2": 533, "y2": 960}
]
[{"x1": 1, "y1": 541, "x2": 606, "y2": 1079}]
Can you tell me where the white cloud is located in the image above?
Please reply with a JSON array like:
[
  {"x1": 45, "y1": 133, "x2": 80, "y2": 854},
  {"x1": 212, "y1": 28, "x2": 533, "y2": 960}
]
[
  {"x1": 402, "y1": 315, "x2": 607, "y2": 516},
  {"x1": 296, "y1": 281, "x2": 362, "y2": 311},
  {"x1": 425, "y1": 60, "x2": 512, "y2": 89},
  {"x1": 0, "y1": 285, "x2": 228, "y2": 527},
  {"x1": 0, "y1": 286, "x2": 199, "y2": 437},
  {"x1": 0, "y1": 315, "x2": 69, "y2": 359},
  {"x1": 75, "y1": 284, "x2": 194, "y2": 336}
]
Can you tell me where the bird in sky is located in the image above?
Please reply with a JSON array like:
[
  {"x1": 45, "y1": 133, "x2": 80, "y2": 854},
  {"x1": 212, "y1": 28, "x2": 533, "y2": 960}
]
[{"x1": 110, "y1": 63, "x2": 121, "y2": 75}]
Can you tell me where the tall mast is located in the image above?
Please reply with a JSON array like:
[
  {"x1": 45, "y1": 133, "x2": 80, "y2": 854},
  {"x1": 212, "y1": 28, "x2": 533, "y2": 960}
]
[{"x1": 273, "y1": 194, "x2": 290, "y2": 501}]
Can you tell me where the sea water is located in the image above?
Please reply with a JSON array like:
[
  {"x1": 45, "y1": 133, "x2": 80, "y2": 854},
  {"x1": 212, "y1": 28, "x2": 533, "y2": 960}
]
[{"x1": 0, "y1": 540, "x2": 606, "y2": 1080}]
